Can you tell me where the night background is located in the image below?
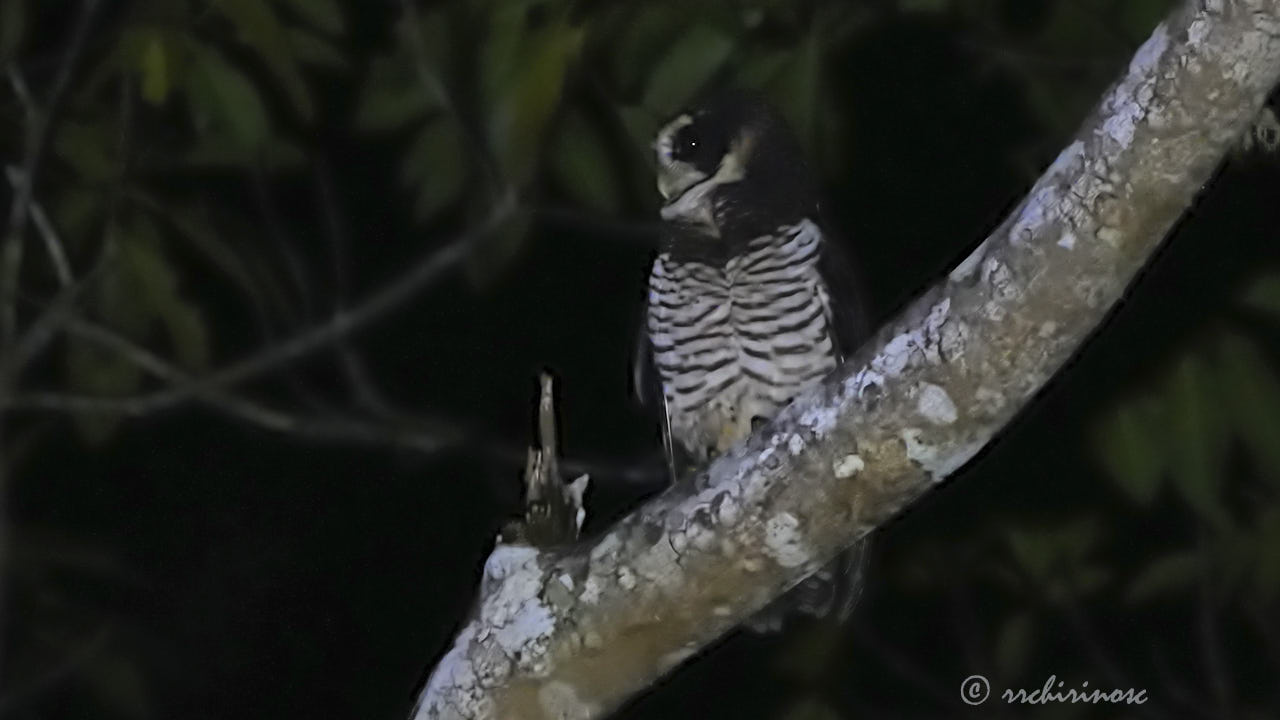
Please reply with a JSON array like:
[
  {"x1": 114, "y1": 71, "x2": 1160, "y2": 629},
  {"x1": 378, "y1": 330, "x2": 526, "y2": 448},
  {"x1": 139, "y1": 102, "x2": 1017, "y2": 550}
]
[{"x1": 3, "y1": 0, "x2": 1280, "y2": 718}]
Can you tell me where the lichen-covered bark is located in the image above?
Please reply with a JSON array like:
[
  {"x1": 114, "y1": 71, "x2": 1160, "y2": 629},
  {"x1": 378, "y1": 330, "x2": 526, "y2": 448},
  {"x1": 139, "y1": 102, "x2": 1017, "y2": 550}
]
[{"x1": 412, "y1": 2, "x2": 1280, "y2": 718}]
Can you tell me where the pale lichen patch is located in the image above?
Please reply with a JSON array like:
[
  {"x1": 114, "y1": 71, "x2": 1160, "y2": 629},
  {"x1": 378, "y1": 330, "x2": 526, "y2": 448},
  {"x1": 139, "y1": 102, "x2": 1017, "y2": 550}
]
[
  {"x1": 538, "y1": 681, "x2": 595, "y2": 720},
  {"x1": 846, "y1": 368, "x2": 885, "y2": 400},
  {"x1": 900, "y1": 428, "x2": 938, "y2": 471},
  {"x1": 797, "y1": 405, "x2": 839, "y2": 437},
  {"x1": 579, "y1": 577, "x2": 602, "y2": 605},
  {"x1": 974, "y1": 386, "x2": 1007, "y2": 416},
  {"x1": 414, "y1": 625, "x2": 489, "y2": 720},
  {"x1": 616, "y1": 566, "x2": 637, "y2": 591},
  {"x1": 631, "y1": 537, "x2": 685, "y2": 591},
  {"x1": 474, "y1": 546, "x2": 556, "y2": 673},
  {"x1": 872, "y1": 331, "x2": 915, "y2": 376},
  {"x1": 762, "y1": 512, "x2": 811, "y2": 569},
  {"x1": 984, "y1": 259, "x2": 1019, "y2": 302},
  {"x1": 868, "y1": 298, "x2": 952, "y2": 380},
  {"x1": 939, "y1": 319, "x2": 969, "y2": 362},
  {"x1": 1100, "y1": 23, "x2": 1169, "y2": 148},
  {"x1": 589, "y1": 533, "x2": 621, "y2": 563},
  {"x1": 1096, "y1": 226, "x2": 1123, "y2": 245},
  {"x1": 787, "y1": 434, "x2": 805, "y2": 455},
  {"x1": 916, "y1": 383, "x2": 959, "y2": 425},
  {"x1": 713, "y1": 492, "x2": 741, "y2": 525},
  {"x1": 833, "y1": 454, "x2": 865, "y2": 479}
]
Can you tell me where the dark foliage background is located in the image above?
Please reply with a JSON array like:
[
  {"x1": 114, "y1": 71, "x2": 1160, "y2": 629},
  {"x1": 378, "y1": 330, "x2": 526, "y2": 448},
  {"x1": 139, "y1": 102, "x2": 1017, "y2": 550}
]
[{"x1": 2, "y1": 0, "x2": 1280, "y2": 718}]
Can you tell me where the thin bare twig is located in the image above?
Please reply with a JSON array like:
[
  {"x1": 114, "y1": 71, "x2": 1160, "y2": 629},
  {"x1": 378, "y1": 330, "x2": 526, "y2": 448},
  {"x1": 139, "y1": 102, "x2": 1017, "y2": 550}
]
[
  {"x1": 1197, "y1": 532, "x2": 1233, "y2": 716},
  {"x1": 1, "y1": 0, "x2": 100, "y2": 349},
  {"x1": 398, "y1": 0, "x2": 505, "y2": 201},
  {"x1": 58, "y1": 316, "x2": 462, "y2": 452},
  {"x1": 1, "y1": 190, "x2": 517, "y2": 416},
  {"x1": 850, "y1": 616, "x2": 957, "y2": 709},
  {"x1": 314, "y1": 158, "x2": 395, "y2": 416},
  {"x1": 0, "y1": 0, "x2": 101, "y2": 688},
  {"x1": 4, "y1": 167, "x2": 73, "y2": 288},
  {"x1": 0, "y1": 626, "x2": 113, "y2": 714},
  {"x1": 30, "y1": 313, "x2": 667, "y2": 488}
]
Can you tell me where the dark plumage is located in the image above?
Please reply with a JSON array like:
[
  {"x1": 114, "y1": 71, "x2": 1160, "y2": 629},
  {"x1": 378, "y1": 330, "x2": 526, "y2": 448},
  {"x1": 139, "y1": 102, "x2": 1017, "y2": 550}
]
[{"x1": 634, "y1": 89, "x2": 871, "y2": 631}]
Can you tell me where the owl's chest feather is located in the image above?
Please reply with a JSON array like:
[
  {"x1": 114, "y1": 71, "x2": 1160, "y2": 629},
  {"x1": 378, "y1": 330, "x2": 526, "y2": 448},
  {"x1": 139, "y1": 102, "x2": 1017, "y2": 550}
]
[{"x1": 647, "y1": 219, "x2": 837, "y2": 459}]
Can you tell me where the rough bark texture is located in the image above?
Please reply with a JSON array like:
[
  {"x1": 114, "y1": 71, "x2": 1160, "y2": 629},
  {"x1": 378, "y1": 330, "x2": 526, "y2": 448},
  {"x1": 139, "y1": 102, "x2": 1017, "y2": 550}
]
[{"x1": 412, "y1": 2, "x2": 1280, "y2": 718}]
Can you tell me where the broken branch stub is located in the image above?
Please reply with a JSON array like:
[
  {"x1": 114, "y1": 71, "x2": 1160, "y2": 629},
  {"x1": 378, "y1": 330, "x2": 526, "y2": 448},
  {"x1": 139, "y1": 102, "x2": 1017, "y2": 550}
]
[{"x1": 504, "y1": 373, "x2": 589, "y2": 548}]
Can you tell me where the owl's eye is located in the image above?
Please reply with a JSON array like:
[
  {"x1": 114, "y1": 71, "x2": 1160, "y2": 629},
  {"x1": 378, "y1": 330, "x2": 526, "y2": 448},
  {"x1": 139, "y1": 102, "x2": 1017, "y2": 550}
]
[{"x1": 671, "y1": 125, "x2": 700, "y2": 162}]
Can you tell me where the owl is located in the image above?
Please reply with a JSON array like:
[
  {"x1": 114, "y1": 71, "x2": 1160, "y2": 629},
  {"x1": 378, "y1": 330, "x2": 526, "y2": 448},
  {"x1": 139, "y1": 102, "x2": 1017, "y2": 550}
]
[{"x1": 634, "y1": 89, "x2": 870, "y2": 631}]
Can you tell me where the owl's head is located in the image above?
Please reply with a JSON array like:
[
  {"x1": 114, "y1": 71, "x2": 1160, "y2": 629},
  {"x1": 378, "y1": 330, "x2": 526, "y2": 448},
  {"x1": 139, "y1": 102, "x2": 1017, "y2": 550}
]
[{"x1": 654, "y1": 89, "x2": 816, "y2": 237}]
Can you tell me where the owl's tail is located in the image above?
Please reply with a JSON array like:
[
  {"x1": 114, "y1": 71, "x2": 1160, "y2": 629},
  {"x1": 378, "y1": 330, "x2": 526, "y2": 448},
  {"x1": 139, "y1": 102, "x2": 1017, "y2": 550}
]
[{"x1": 744, "y1": 537, "x2": 870, "y2": 633}]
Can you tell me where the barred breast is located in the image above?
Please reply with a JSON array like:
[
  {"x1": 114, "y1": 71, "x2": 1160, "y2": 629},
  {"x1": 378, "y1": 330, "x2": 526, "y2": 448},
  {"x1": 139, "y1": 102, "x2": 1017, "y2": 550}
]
[{"x1": 647, "y1": 219, "x2": 838, "y2": 461}]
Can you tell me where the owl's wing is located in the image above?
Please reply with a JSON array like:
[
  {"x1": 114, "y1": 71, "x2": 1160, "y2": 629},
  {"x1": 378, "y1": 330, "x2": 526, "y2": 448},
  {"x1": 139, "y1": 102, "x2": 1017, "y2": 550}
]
[
  {"x1": 631, "y1": 292, "x2": 680, "y2": 483},
  {"x1": 816, "y1": 221, "x2": 874, "y2": 363}
]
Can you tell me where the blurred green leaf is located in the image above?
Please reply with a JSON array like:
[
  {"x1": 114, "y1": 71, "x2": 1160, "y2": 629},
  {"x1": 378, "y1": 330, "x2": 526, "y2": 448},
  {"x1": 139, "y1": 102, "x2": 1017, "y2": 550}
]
[
  {"x1": 65, "y1": 335, "x2": 142, "y2": 445},
  {"x1": 736, "y1": 50, "x2": 790, "y2": 89},
  {"x1": 1007, "y1": 516, "x2": 1101, "y2": 583},
  {"x1": 187, "y1": 42, "x2": 271, "y2": 147},
  {"x1": 55, "y1": 187, "x2": 102, "y2": 244},
  {"x1": 54, "y1": 120, "x2": 116, "y2": 182},
  {"x1": 994, "y1": 611, "x2": 1034, "y2": 677},
  {"x1": 776, "y1": 697, "x2": 843, "y2": 720},
  {"x1": 1, "y1": 0, "x2": 26, "y2": 63},
  {"x1": 287, "y1": 28, "x2": 347, "y2": 69},
  {"x1": 82, "y1": 654, "x2": 150, "y2": 719},
  {"x1": 1093, "y1": 395, "x2": 1166, "y2": 506},
  {"x1": 125, "y1": 216, "x2": 210, "y2": 372},
  {"x1": 1125, "y1": 551, "x2": 1199, "y2": 604},
  {"x1": 1007, "y1": 527, "x2": 1053, "y2": 579},
  {"x1": 1216, "y1": 333, "x2": 1280, "y2": 480},
  {"x1": 616, "y1": 103, "x2": 661, "y2": 152},
  {"x1": 401, "y1": 116, "x2": 468, "y2": 222},
  {"x1": 1166, "y1": 354, "x2": 1232, "y2": 528},
  {"x1": 468, "y1": 208, "x2": 532, "y2": 288},
  {"x1": 605, "y1": 5, "x2": 677, "y2": 95},
  {"x1": 1072, "y1": 565, "x2": 1111, "y2": 595},
  {"x1": 355, "y1": 56, "x2": 440, "y2": 132},
  {"x1": 769, "y1": 31, "x2": 822, "y2": 156},
  {"x1": 276, "y1": 0, "x2": 344, "y2": 35},
  {"x1": 181, "y1": 136, "x2": 304, "y2": 170},
  {"x1": 643, "y1": 25, "x2": 734, "y2": 115},
  {"x1": 217, "y1": 0, "x2": 314, "y2": 119},
  {"x1": 900, "y1": 0, "x2": 950, "y2": 14},
  {"x1": 143, "y1": 199, "x2": 274, "y2": 327},
  {"x1": 1241, "y1": 272, "x2": 1280, "y2": 318},
  {"x1": 549, "y1": 110, "x2": 621, "y2": 213},
  {"x1": 1252, "y1": 508, "x2": 1280, "y2": 603},
  {"x1": 139, "y1": 31, "x2": 171, "y2": 105},
  {"x1": 484, "y1": 15, "x2": 584, "y2": 184},
  {"x1": 774, "y1": 623, "x2": 844, "y2": 683},
  {"x1": 1052, "y1": 515, "x2": 1102, "y2": 560}
]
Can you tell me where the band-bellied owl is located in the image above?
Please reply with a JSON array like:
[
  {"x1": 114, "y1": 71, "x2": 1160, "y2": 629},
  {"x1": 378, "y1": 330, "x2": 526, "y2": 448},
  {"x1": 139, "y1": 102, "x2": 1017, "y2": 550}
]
[{"x1": 634, "y1": 90, "x2": 870, "y2": 631}]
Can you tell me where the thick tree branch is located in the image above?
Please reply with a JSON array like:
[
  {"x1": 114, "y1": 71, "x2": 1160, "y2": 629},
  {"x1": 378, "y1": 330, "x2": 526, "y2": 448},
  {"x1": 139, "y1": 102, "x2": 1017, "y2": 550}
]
[{"x1": 412, "y1": 2, "x2": 1280, "y2": 718}]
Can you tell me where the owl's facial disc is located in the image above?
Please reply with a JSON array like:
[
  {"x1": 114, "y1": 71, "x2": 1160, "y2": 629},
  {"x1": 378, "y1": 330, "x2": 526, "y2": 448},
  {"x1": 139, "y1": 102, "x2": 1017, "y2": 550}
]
[
  {"x1": 655, "y1": 115, "x2": 703, "y2": 200},
  {"x1": 655, "y1": 112, "x2": 755, "y2": 230}
]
